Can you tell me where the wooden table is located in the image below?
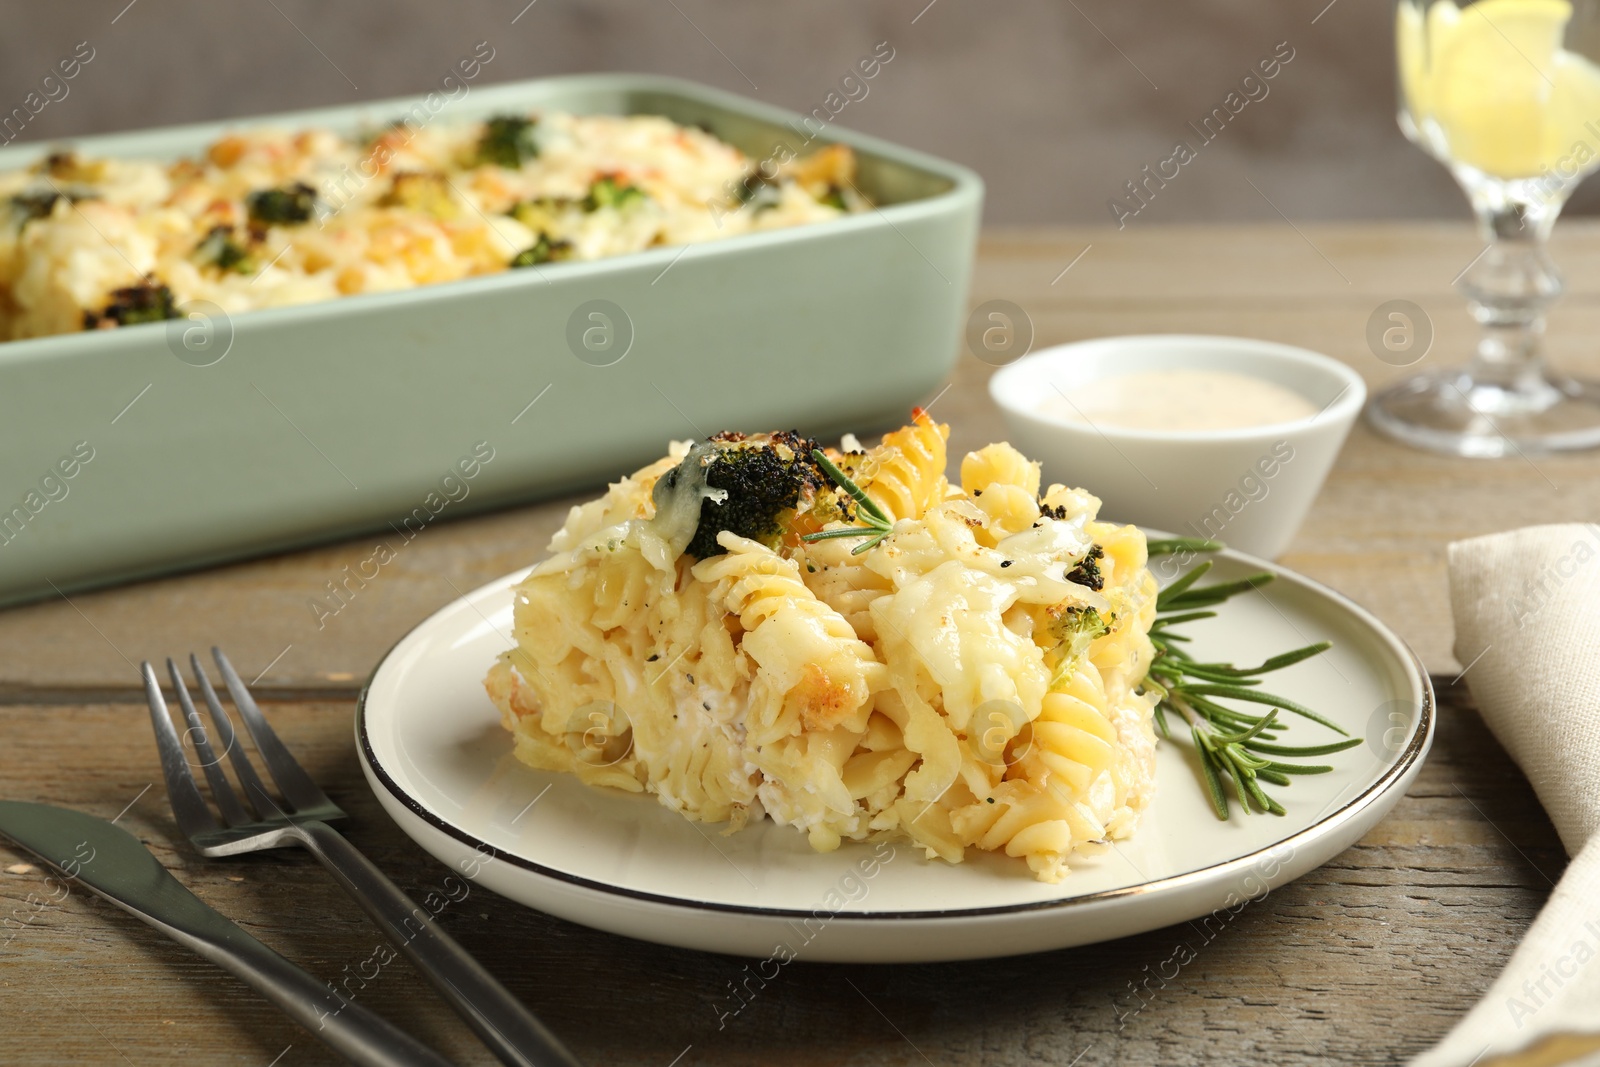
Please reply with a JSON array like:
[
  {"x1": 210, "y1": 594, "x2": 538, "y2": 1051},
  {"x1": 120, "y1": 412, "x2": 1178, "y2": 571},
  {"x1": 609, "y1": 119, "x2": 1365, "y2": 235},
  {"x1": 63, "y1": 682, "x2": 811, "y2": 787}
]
[{"x1": 2, "y1": 223, "x2": 1590, "y2": 1064}]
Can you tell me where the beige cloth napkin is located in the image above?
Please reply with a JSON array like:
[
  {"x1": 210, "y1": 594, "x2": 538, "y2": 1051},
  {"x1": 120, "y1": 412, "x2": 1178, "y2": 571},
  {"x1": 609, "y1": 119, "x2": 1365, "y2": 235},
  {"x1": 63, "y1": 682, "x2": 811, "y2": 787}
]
[{"x1": 1414, "y1": 524, "x2": 1600, "y2": 1067}]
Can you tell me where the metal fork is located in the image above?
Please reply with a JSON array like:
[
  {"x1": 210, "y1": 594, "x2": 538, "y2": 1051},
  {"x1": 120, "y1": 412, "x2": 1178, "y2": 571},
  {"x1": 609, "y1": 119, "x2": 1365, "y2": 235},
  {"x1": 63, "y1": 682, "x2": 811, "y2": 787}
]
[{"x1": 143, "y1": 648, "x2": 582, "y2": 1067}]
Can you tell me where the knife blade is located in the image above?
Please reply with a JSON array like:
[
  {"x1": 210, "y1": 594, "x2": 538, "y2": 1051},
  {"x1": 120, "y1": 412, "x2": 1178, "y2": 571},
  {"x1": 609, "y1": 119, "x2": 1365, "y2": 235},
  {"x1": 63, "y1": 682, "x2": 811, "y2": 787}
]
[{"x1": 0, "y1": 800, "x2": 455, "y2": 1067}]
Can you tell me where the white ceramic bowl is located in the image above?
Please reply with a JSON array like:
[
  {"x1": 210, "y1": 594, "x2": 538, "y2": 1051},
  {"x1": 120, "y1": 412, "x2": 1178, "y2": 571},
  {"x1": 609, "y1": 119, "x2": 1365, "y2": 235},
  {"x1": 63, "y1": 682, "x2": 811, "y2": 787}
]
[{"x1": 990, "y1": 335, "x2": 1365, "y2": 559}]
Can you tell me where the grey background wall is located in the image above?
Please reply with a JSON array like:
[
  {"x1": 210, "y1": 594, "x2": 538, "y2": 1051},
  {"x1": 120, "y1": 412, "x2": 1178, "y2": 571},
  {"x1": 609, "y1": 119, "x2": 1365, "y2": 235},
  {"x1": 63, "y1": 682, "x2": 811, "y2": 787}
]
[{"x1": 4, "y1": 0, "x2": 1567, "y2": 225}]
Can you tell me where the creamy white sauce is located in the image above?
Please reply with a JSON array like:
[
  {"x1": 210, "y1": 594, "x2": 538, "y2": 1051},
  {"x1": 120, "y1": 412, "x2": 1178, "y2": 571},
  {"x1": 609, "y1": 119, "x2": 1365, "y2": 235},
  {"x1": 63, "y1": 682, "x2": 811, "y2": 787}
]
[{"x1": 1039, "y1": 369, "x2": 1318, "y2": 432}]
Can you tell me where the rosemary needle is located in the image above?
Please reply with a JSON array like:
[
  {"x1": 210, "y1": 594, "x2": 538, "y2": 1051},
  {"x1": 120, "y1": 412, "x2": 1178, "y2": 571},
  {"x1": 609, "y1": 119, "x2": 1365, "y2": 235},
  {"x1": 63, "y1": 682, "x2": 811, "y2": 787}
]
[
  {"x1": 801, "y1": 449, "x2": 894, "y2": 555},
  {"x1": 1144, "y1": 537, "x2": 1358, "y2": 820},
  {"x1": 1146, "y1": 536, "x2": 1223, "y2": 557}
]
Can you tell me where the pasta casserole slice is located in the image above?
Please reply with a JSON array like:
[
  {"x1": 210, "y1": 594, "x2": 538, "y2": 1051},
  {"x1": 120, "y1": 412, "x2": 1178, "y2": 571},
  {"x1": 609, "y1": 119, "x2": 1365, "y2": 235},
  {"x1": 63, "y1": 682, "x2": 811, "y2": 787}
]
[{"x1": 484, "y1": 412, "x2": 1160, "y2": 882}]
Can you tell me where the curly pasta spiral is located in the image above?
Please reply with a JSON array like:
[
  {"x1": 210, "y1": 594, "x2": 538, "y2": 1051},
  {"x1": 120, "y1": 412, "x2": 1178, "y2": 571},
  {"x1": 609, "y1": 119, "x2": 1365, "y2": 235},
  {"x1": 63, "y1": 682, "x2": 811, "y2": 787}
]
[
  {"x1": 940, "y1": 661, "x2": 1147, "y2": 881},
  {"x1": 961, "y1": 441, "x2": 1040, "y2": 498},
  {"x1": 859, "y1": 409, "x2": 949, "y2": 522},
  {"x1": 799, "y1": 535, "x2": 893, "y2": 641},
  {"x1": 691, "y1": 532, "x2": 886, "y2": 739},
  {"x1": 960, "y1": 442, "x2": 1043, "y2": 540}
]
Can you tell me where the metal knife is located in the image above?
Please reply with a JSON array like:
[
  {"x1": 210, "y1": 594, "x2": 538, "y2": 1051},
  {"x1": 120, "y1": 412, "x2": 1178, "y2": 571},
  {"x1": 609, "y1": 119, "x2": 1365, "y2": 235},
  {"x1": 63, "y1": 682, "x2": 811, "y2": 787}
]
[{"x1": 0, "y1": 800, "x2": 455, "y2": 1067}]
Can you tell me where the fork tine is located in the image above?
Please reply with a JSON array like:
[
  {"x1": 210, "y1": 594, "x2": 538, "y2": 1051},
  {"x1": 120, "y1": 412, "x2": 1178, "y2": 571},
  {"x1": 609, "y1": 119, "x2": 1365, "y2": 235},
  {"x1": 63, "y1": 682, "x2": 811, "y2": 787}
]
[
  {"x1": 189, "y1": 654, "x2": 280, "y2": 819},
  {"x1": 141, "y1": 661, "x2": 221, "y2": 838},
  {"x1": 211, "y1": 647, "x2": 333, "y2": 812},
  {"x1": 166, "y1": 658, "x2": 254, "y2": 826}
]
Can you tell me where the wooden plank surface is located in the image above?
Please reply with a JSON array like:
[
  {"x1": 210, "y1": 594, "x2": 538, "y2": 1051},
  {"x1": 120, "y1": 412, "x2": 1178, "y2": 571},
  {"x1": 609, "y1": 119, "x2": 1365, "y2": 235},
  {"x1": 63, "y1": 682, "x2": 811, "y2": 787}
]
[
  {"x1": 1, "y1": 222, "x2": 1592, "y2": 1063},
  {"x1": 0, "y1": 684, "x2": 1561, "y2": 1065}
]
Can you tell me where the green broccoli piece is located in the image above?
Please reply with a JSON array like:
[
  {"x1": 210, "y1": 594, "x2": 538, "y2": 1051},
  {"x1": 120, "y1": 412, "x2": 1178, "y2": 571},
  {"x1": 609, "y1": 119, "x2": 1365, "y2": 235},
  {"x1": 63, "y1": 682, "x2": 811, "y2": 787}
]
[
  {"x1": 8, "y1": 187, "x2": 97, "y2": 228},
  {"x1": 732, "y1": 169, "x2": 782, "y2": 212},
  {"x1": 193, "y1": 226, "x2": 255, "y2": 274},
  {"x1": 9, "y1": 191, "x2": 63, "y2": 226},
  {"x1": 1048, "y1": 605, "x2": 1113, "y2": 667},
  {"x1": 1067, "y1": 544, "x2": 1105, "y2": 591},
  {"x1": 246, "y1": 182, "x2": 318, "y2": 226},
  {"x1": 818, "y1": 184, "x2": 847, "y2": 211},
  {"x1": 379, "y1": 171, "x2": 459, "y2": 218},
  {"x1": 474, "y1": 115, "x2": 539, "y2": 169},
  {"x1": 82, "y1": 279, "x2": 179, "y2": 329},
  {"x1": 667, "y1": 431, "x2": 829, "y2": 560},
  {"x1": 509, "y1": 232, "x2": 572, "y2": 269},
  {"x1": 583, "y1": 175, "x2": 647, "y2": 212},
  {"x1": 507, "y1": 196, "x2": 574, "y2": 230}
]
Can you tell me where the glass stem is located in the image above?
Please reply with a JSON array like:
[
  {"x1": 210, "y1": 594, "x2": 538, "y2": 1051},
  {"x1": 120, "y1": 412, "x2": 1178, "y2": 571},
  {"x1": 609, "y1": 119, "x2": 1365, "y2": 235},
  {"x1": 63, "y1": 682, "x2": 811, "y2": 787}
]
[{"x1": 1456, "y1": 194, "x2": 1565, "y2": 407}]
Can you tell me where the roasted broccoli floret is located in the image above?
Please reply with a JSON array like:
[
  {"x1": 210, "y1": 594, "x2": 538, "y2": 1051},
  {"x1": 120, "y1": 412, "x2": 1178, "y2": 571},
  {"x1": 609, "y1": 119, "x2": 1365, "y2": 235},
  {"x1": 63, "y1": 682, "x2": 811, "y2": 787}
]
[
  {"x1": 583, "y1": 175, "x2": 647, "y2": 211},
  {"x1": 82, "y1": 279, "x2": 179, "y2": 329},
  {"x1": 474, "y1": 115, "x2": 539, "y2": 169},
  {"x1": 509, "y1": 232, "x2": 572, "y2": 268},
  {"x1": 1067, "y1": 544, "x2": 1105, "y2": 591},
  {"x1": 507, "y1": 196, "x2": 574, "y2": 233},
  {"x1": 378, "y1": 171, "x2": 459, "y2": 219},
  {"x1": 193, "y1": 225, "x2": 254, "y2": 274},
  {"x1": 732, "y1": 168, "x2": 782, "y2": 212},
  {"x1": 246, "y1": 182, "x2": 318, "y2": 226},
  {"x1": 9, "y1": 191, "x2": 63, "y2": 226},
  {"x1": 8, "y1": 186, "x2": 97, "y2": 228},
  {"x1": 818, "y1": 184, "x2": 847, "y2": 211},
  {"x1": 668, "y1": 431, "x2": 829, "y2": 559},
  {"x1": 1047, "y1": 605, "x2": 1113, "y2": 667}
]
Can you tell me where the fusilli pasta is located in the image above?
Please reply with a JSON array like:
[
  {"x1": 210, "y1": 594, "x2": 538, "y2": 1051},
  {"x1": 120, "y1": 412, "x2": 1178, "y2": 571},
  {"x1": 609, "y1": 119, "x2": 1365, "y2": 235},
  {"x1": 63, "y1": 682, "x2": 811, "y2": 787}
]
[{"x1": 484, "y1": 417, "x2": 1160, "y2": 882}]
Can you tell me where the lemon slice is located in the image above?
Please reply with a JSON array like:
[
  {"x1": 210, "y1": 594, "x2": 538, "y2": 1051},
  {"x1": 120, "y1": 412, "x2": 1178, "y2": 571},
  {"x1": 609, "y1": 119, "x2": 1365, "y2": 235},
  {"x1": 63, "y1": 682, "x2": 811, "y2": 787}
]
[
  {"x1": 1433, "y1": 0, "x2": 1570, "y2": 175},
  {"x1": 1398, "y1": 0, "x2": 1463, "y2": 121},
  {"x1": 1544, "y1": 48, "x2": 1600, "y2": 169},
  {"x1": 1402, "y1": 0, "x2": 1600, "y2": 179}
]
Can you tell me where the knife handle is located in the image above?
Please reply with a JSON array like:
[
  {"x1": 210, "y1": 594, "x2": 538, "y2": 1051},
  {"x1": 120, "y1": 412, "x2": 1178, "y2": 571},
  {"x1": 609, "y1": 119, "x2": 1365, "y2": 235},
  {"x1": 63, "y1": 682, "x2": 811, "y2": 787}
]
[
  {"x1": 106, "y1": 885, "x2": 455, "y2": 1067},
  {"x1": 294, "y1": 820, "x2": 582, "y2": 1067}
]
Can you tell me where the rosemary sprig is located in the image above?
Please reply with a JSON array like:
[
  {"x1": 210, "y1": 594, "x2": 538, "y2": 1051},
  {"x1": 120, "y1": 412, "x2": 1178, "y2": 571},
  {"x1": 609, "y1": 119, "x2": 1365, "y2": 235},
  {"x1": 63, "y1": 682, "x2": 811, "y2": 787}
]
[
  {"x1": 1143, "y1": 538, "x2": 1360, "y2": 820},
  {"x1": 1145, "y1": 536, "x2": 1223, "y2": 557},
  {"x1": 800, "y1": 448, "x2": 894, "y2": 555}
]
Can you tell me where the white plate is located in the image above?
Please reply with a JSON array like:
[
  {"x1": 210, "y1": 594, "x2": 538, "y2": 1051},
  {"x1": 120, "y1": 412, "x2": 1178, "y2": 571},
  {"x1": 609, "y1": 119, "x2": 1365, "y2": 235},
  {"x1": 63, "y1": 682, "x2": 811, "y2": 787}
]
[{"x1": 357, "y1": 548, "x2": 1433, "y2": 963}]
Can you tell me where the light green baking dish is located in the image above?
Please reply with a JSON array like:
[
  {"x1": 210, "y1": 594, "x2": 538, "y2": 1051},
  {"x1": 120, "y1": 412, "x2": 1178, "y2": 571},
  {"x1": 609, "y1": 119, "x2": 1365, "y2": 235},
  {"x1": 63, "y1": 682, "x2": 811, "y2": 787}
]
[{"x1": 0, "y1": 73, "x2": 982, "y2": 607}]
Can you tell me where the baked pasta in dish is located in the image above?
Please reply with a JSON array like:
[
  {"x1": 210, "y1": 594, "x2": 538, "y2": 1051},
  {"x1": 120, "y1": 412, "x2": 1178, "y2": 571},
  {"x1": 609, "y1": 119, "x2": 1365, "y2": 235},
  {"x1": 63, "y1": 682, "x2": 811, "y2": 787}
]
[
  {"x1": 484, "y1": 413, "x2": 1160, "y2": 882},
  {"x1": 0, "y1": 111, "x2": 863, "y2": 340}
]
